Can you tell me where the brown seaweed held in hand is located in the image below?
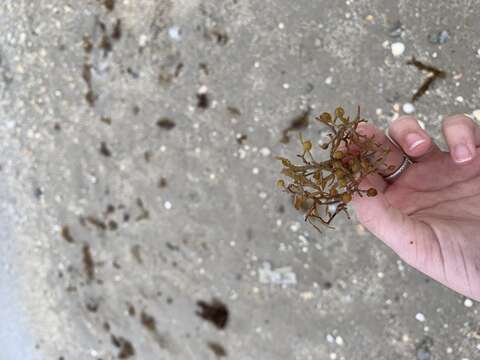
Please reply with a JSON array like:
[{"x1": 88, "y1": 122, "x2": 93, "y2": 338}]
[{"x1": 276, "y1": 106, "x2": 392, "y2": 231}]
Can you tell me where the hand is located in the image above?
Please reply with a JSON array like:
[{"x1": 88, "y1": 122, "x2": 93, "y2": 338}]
[{"x1": 352, "y1": 114, "x2": 480, "y2": 300}]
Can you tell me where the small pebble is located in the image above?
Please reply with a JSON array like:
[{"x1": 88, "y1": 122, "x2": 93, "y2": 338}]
[
  {"x1": 164, "y1": 201, "x2": 172, "y2": 210},
  {"x1": 282, "y1": 83, "x2": 290, "y2": 89},
  {"x1": 168, "y1": 26, "x2": 181, "y2": 41},
  {"x1": 259, "y1": 147, "x2": 271, "y2": 157},
  {"x1": 138, "y1": 34, "x2": 148, "y2": 47},
  {"x1": 428, "y1": 30, "x2": 449, "y2": 45},
  {"x1": 456, "y1": 96, "x2": 464, "y2": 103},
  {"x1": 325, "y1": 76, "x2": 333, "y2": 85},
  {"x1": 403, "y1": 102, "x2": 416, "y2": 114},
  {"x1": 416, "y1": 313, "x2": 426, "y2": 322},
  {"x1": 464, "y1": 298, "x2": 473, "y2": 307},
  {"x1": 335, "y1": 336, "x2": 344, "y2": 346},
  {"x1": 389, "y1": 22, "x2": 403, "y2": 38},
  {"x1": 290, "y1": 222, "x2": 300, "y2": 232},
  {"x1": 446, "y1": 347, "x2": 453, "y2": 354},
  {"x1": 252, "y1": 167, "x2": 259, "y2": 175},
  {"x1": 278, "y1": 22, "x2": 285, "y2": 29},
  {"x1": 391, "y1": 42, "x2": 405, "y2": 57}
]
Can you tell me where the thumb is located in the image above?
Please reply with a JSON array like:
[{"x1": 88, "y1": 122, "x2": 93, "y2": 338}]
[{"x1": 352, "y1": 174, "x2": 417, "y2": 257}]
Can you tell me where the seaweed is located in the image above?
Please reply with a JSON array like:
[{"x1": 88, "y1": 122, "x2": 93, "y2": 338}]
[
  {"x1": 407, "y1": 57, "x2": 446, "y2": 103},
  {"x1": 281, "y1": 110, "x2": 310, "y2": 143},
  {"x1": 276, "y1": 107, "x2": 392, "y2": 231}
]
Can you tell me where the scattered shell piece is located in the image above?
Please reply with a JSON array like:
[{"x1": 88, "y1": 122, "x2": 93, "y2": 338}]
[
  {"x1": 415, "y1": 313, "x2": 426, "y2": 322},
  {"x1": 290, "y1": 222, "x2": 300, "y2": 232},
  {"x1": 259, "y1": 147, "x2": 271, "y2": 157},
  {"x1": 472, "y1": 109, "x2": 480, "y2": 122},
  {"x1": 456, "y1": 96, "x2": 464, "y2": 103},
  {"x1": 464, "y1": 298, "x2": 473, "y2": 307},
  {"x1": 278, "y1": 22, "x2": 285, "y2": 29},
  {"x1": 403, "y1": 102, "x2": 415, "y2": 114},
  {"x1": 164, "y1": 201, "x2": 172, "y2": 210},
  {"x1": 300, "y1": 292, "x2": 314, "y2": 300},
  {"x1": 326, "y1": 334, "x2": 334, "y2": 343},
  {"x1": 325, "y1": 76, "x2": 333, "y2": 85},
  {"x1": 168, "y1": 26, "x2": 181, "y2": 41},
  {"x1": 258, "y1": 262, "x2": 297, "y2": 285},
  {"x1": 391, "y1": 42, "x2": 405, "y2": 57},
  {"x1": 138, "y1": 34, "x2": 148, "y2": 47},
  {"x1": 335, "y1": 336, "x2": 344, "y2": 346}
]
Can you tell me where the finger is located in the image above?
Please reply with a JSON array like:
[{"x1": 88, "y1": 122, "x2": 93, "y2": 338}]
[
  {"x1": 387, "y1": 116, "x2": 442, "y2": 161},
  {"x1": 443, "y1": 114, "x2": 480, "y2": 164}
]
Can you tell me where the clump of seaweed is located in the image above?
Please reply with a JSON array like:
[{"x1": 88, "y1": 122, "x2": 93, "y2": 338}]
[{"x1": 276, "y1": 106, "x2": 393, "y2": 231}]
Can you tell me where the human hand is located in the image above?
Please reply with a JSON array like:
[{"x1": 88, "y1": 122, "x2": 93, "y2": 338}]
[{"x1": 352, "y1": 114, "x2": 480, "y2": 300}]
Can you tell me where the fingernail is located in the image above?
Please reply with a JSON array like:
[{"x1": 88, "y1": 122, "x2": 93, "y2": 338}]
[
  {"x1": 453, "y1": 144, "x2": 473, "y2": 163},
  {"x1": 405, "y1": 133, "x2": 426, "y2": 151}
]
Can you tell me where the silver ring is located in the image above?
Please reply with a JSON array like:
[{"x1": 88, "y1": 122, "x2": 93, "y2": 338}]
[
  {"x1": 383, "y1": 155, "x2": 413, "y2": 183},
  {"x1": 383, "y1": 128, "x2": 414, "y2": 183}
]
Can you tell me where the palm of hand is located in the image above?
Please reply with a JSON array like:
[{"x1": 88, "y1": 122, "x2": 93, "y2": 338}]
[{"x1": 383, "y1": 152, "x2": 480, "y2": 299}]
